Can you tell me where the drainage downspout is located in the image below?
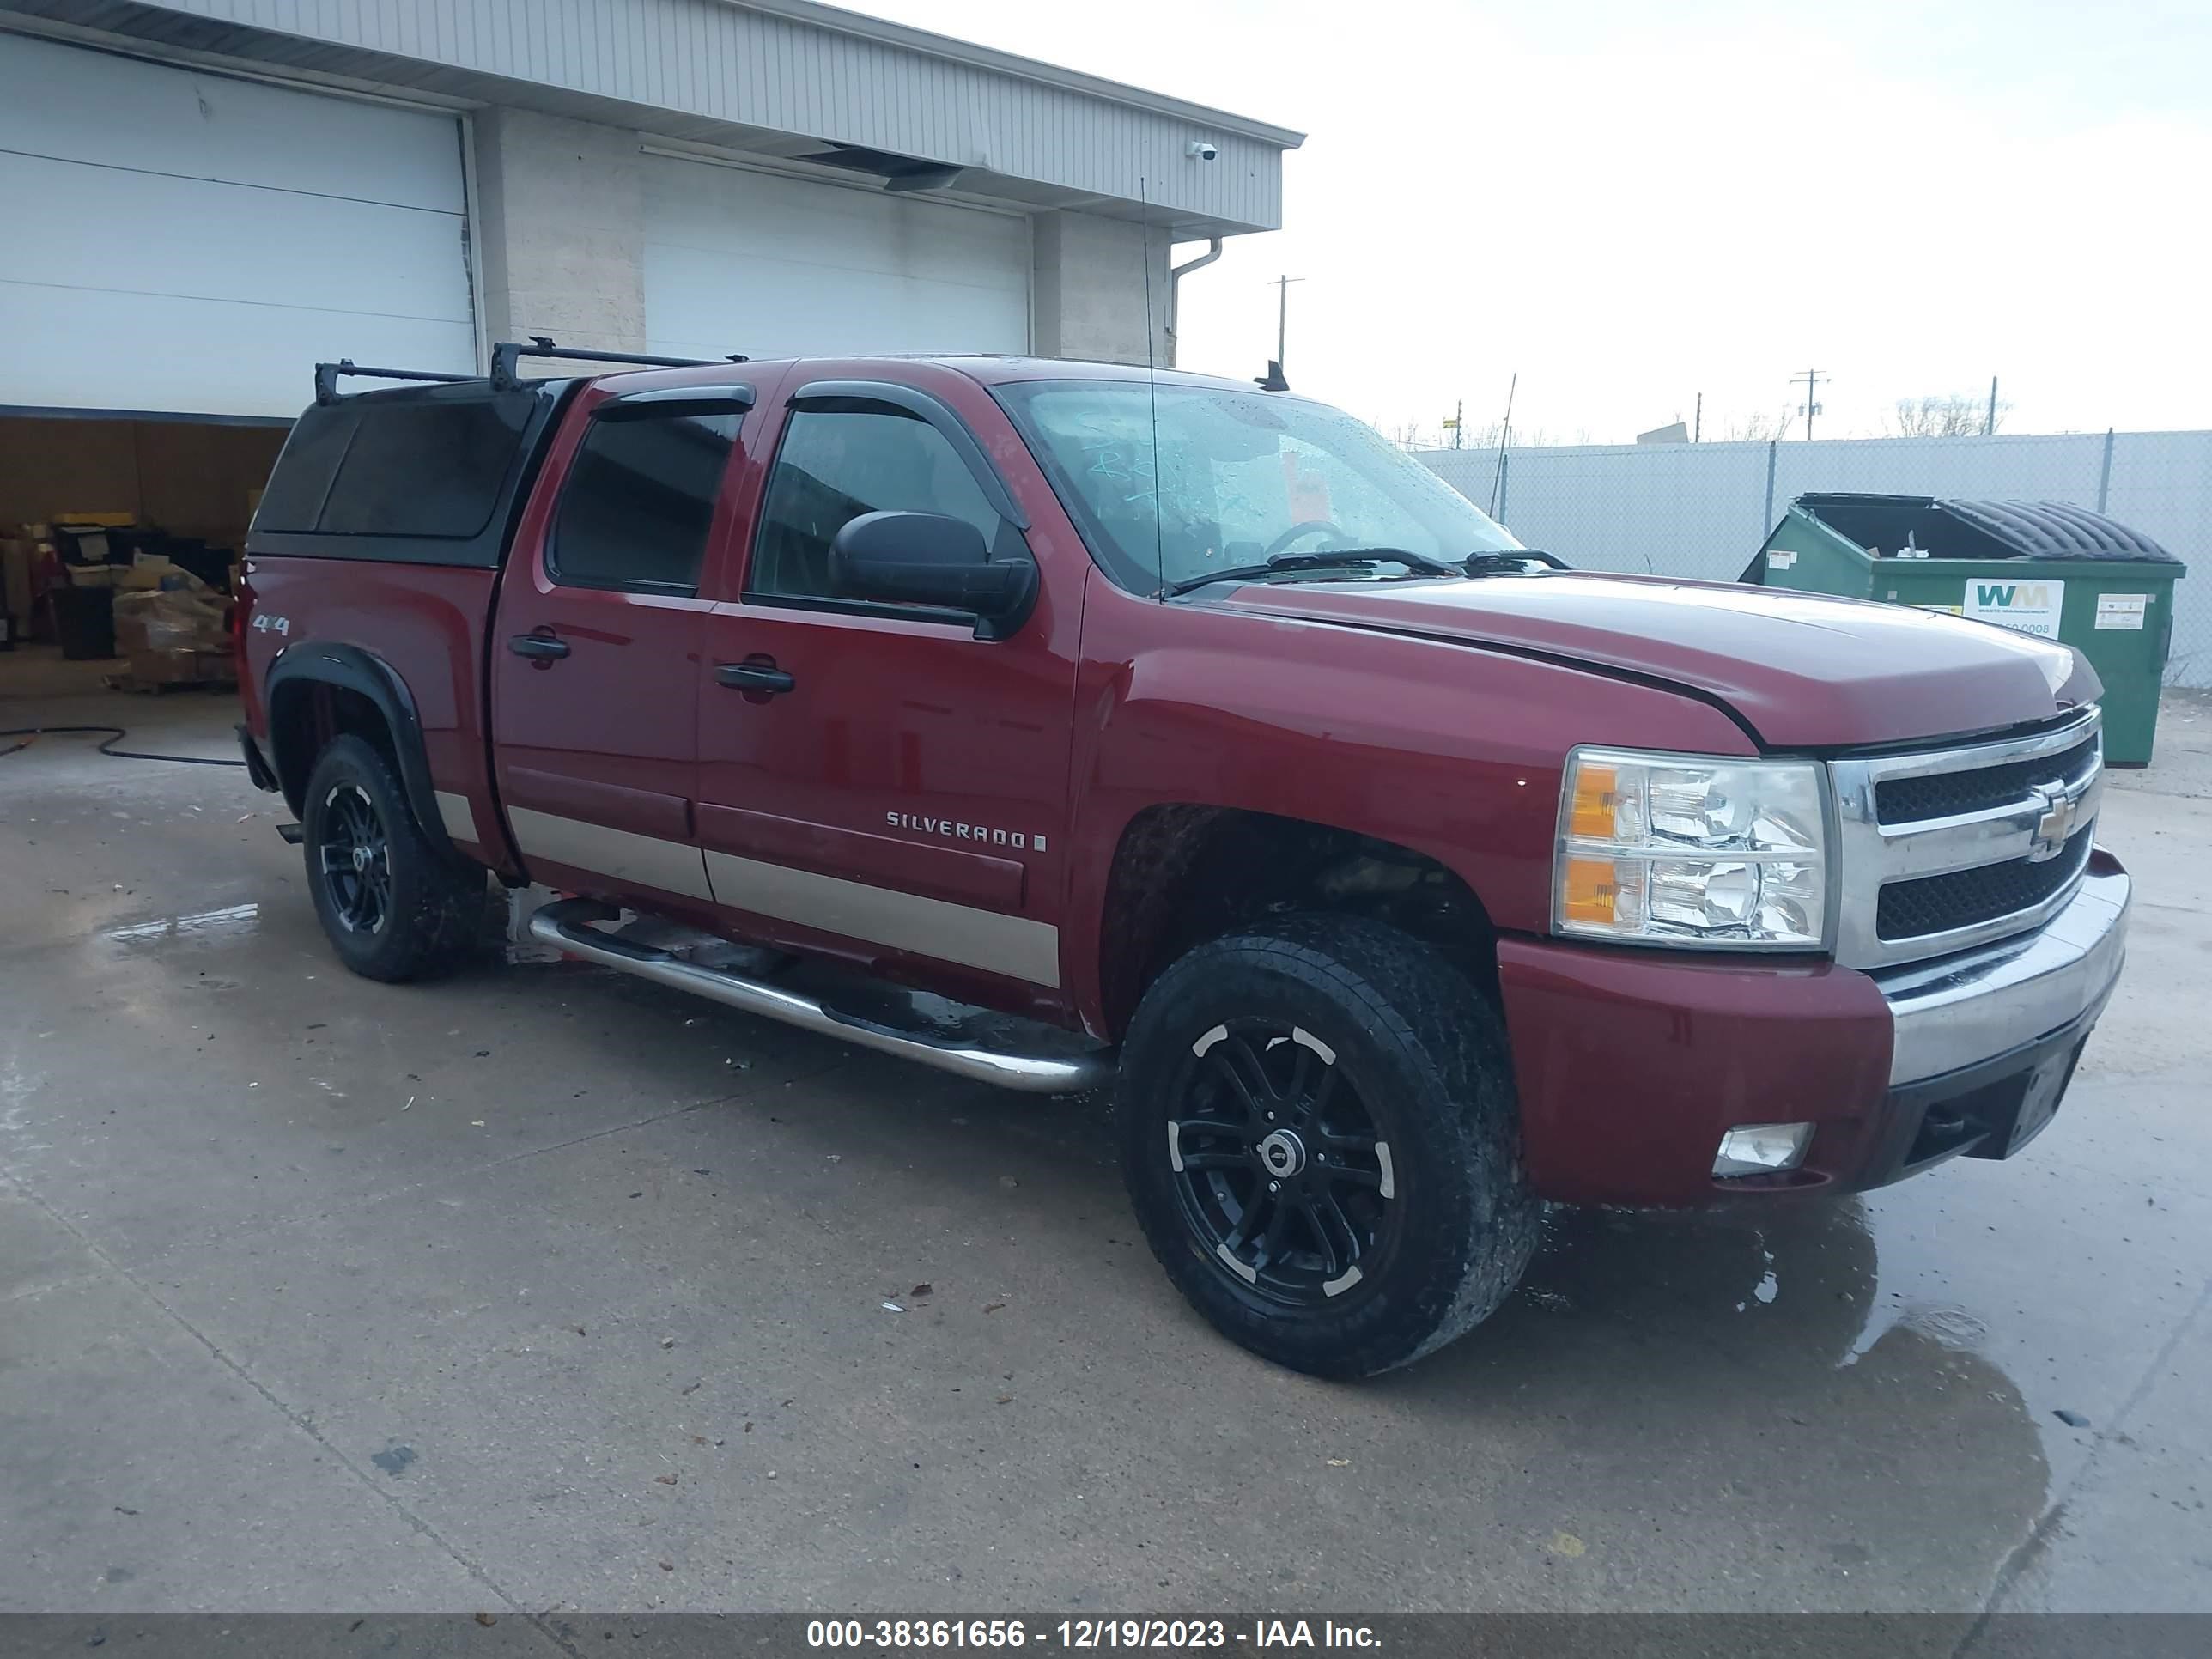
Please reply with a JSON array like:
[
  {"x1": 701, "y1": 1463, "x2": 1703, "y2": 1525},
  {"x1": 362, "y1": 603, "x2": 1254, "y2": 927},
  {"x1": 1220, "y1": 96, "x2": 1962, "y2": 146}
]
[{"x1": 1166, "y1": 237, "x2": 1224, "y2": 367}]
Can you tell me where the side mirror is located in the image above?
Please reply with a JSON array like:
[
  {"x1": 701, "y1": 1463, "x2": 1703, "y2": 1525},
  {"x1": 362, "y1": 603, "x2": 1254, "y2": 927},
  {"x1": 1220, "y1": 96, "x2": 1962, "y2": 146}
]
[{"x1": 829, "y1": 511, "x2": 1036, "y2": 638}]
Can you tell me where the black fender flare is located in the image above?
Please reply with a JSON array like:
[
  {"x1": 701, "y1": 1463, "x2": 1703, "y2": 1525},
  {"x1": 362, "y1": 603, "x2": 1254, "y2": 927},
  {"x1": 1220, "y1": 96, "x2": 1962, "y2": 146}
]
[{"x1": 264, "y1": 641, "x2": 460, "y2": 862}]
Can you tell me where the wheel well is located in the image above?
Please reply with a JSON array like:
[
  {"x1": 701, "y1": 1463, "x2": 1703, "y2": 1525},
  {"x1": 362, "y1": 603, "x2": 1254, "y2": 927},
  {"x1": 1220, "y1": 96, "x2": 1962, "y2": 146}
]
[
  {"x1": 268, "y1": 679, "x2": 399, "y2": 819},
  {"x1": 1097, "y1": 806, "x2": 1500, "y2": 1038}
]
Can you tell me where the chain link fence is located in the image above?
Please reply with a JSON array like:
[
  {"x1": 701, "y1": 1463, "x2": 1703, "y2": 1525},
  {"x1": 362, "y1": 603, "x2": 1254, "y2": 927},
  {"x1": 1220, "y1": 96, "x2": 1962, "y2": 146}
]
[{"x1": 1418, "y1": 431, "x2": 2208, "y2": 687}]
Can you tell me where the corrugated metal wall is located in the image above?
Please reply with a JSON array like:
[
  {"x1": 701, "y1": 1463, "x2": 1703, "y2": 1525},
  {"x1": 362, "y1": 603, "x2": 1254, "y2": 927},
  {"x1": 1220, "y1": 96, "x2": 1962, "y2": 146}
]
[
  {"x1": 1420, "y1": 431, "x2": 2210, "y2": 689},
  {"x1": 121, "y1": 0, "x2": 1287, "y2": 230}
]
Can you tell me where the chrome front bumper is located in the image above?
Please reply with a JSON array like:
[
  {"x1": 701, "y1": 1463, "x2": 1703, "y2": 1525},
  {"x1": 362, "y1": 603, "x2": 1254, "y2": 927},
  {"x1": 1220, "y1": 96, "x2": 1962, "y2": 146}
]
[{"x1": 1874, "y1": 861, "x2": 2130, "y2": 1086}]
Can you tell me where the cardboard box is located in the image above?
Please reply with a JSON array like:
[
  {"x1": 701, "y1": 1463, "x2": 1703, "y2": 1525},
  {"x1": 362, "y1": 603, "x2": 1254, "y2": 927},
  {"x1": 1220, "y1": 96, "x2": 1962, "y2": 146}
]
[
  {"x1": 123, "y1": 647, "x2": 232, "y2": 686},
  {"x1": 115, "y1": 556, "x2": 174, "y2": 591},
  {"x1": 113, "y1": 586, "x2": 228, "y2": 655}
]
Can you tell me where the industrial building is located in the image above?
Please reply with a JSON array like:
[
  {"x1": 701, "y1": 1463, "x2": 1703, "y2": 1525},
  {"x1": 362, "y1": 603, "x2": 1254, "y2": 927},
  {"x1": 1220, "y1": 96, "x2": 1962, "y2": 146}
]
[{"x1": 0, "y1": 0, "x2": 1298, "y2": 574}]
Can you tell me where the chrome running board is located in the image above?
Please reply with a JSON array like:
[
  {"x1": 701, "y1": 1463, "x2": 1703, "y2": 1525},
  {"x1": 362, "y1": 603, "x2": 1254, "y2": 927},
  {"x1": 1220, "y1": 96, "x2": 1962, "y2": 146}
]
[{"x1": 527, "y1": 898, "x2": 1115, "y2": 1096}]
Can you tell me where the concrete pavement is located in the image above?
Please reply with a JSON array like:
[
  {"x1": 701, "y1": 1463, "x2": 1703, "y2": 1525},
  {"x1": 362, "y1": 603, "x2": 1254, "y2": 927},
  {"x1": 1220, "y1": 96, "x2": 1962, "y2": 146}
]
[{"x1": 3, "y1": 651, "x2": 2207, "y2": 1616}]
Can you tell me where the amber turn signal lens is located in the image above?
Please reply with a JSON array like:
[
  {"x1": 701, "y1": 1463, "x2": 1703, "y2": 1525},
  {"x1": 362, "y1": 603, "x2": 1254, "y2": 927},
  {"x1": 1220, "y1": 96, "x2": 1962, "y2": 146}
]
[
  {"x1": 1559, "y1": 855, "x2": 1620, "y2": 924},
  {"x1": 1568, "y1": 763, "x2": 1620, "y2": 841}
]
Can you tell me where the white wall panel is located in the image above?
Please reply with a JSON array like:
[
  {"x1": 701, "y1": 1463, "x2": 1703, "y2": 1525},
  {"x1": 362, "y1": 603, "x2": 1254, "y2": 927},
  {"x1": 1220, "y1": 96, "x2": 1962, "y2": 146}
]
[
  {"x1": 0, "y1": 31, "x2": 465, "y2": 209},
  {"x1": 0, "y1": 34, "x2": 471, "y2": 417},
  {"x1": 643, "y1": 156, "x2": 1028, "y2": 359},
  {"x1": 0, "y1": 287, "x2": 473, "y2": 422}
]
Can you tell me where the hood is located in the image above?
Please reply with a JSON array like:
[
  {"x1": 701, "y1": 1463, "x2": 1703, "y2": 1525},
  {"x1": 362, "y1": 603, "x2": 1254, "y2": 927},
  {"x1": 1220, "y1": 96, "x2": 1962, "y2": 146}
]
[{"x1": 1220, "y1": 572, "x2": 2098, "y2": 748}]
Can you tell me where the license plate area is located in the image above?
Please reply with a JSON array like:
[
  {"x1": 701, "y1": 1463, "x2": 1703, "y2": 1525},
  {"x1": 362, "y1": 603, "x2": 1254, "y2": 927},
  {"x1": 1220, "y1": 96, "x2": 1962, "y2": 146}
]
[
  {"x1": 1900, "y1": 1034, "x2": 2087, "y2": 1169},
  {"x1": 1993, "y1": 1041, "x2": 2085, "y2": 1158}
]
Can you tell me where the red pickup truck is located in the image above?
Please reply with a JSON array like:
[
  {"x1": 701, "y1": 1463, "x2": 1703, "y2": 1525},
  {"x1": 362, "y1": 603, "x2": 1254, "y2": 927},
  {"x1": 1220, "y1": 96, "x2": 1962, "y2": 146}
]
[{"x1": 237, "y1": 341, "x2": 2130, "y2": 1377}]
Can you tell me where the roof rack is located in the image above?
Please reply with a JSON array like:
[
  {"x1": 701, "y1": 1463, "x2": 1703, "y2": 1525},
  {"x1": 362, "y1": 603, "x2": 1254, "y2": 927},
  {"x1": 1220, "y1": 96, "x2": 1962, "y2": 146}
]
[
  {"x1": 313, "y1": 359, "x2": 477, "y2": 404},
  {"x1": 489, "y1": 336, "x2": 750, "y2": 390},
  {"x1": 312, "y1": 337, "x2": 750, "y2": 404}
]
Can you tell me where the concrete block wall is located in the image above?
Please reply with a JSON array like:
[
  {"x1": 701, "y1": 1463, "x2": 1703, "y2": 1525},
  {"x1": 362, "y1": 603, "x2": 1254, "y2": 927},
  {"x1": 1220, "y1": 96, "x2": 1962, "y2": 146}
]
[
  {"x1": 471, "y1": 108, "x2": 647, "y2": 356},
  {"x1": 1031, "y1": 210, "x2": 1172, "y2": 367},
  {"x1": 471, "y1": 107, "x2": 1170, "y2": 368}
]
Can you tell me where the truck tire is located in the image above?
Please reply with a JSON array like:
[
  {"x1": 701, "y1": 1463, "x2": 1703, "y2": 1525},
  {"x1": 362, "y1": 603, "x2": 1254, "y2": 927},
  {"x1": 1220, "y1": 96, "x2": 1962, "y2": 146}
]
[
  {"x1": 301, "y1": 734, "x2": 483, "y2": 983},
  {"x1": 1118, "y1": 915, "x2": 1539, "y2": 1378}
]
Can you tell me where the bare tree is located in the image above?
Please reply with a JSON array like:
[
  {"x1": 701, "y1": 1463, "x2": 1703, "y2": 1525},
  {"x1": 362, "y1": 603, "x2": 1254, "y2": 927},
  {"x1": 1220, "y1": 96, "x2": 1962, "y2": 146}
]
[
  {"x1": 1384, "y1": 418, "x2": 1506, "y2": 453},
  {"x1": 1380, "y1": 419, "x2": 1629, "y2": 453},
  {"x1": 1887, "y1": 393, "x2": 2009, "y2": 437},
  {"x1": 1724, "y1": 406, "x2": 1797, "y2": 442}
]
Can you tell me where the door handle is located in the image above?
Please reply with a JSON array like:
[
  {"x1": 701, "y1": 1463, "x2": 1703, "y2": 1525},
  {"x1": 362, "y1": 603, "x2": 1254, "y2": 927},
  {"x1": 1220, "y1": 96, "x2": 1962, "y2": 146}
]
[
  {"x1": 716, "y1": 661, "x2": 795, "y2": 695},
  {"x1": 509, "y1": 633, "x2": 570, "y2": 661}
]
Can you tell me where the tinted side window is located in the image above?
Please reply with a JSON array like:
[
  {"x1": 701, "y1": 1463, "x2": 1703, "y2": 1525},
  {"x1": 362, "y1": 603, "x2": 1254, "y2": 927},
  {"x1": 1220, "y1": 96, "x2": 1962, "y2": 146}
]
[
  {"x1": 254, "y1": 404, "x2": 360, "y2": 532},
  {"x1": 750, "y1": 407, "x2": 1005, "y2": 600},
  {"x1": 317, "y1": 394, "x2": 536, "y2": 538},
  {"x1": 549, "y1": 411, "x2": 738, "y2": 593}
]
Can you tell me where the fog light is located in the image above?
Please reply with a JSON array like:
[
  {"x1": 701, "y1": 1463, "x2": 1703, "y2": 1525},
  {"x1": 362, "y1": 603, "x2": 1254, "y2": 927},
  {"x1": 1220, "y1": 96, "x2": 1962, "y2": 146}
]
[{"x1": 1712, "y1": 1122, "x2": 1814, "y2": 1178}]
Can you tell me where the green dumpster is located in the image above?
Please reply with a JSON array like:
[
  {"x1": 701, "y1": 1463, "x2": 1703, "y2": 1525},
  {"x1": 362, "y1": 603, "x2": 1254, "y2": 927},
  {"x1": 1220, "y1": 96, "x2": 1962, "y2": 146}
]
[{"x1": 1743, "y1": 494, "x2": 2188, "y2": 765}]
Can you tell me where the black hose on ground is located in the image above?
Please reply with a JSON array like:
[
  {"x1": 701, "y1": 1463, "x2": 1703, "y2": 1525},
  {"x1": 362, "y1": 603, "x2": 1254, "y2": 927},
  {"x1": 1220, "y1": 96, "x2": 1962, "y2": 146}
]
[{"x1": 0, "y1": 725, "x2": 247, "y2": 766}]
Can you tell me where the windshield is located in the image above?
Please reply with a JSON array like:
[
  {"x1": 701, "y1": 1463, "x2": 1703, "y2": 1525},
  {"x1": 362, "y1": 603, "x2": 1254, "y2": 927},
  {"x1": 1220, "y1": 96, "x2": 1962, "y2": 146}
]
[{"x1": 994, "y1": 380, "x2": 1521, "y2": 594}]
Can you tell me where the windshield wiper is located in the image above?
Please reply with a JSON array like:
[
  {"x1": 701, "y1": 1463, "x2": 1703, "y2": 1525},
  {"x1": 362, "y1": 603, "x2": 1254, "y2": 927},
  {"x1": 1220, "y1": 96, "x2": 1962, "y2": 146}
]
[
  {"x1": 1164, "y1": 547, "x2": 1461, "y2": 596},
  {"x1": 1466, "y1": 550, "x2": 1566, "y2": 574}
]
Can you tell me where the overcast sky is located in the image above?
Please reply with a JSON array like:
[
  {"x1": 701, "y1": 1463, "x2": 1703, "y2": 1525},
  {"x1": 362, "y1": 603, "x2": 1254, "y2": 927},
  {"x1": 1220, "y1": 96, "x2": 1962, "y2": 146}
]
[{"x1": 850, "y1": 0, "x2": 2210, "y2": 445}]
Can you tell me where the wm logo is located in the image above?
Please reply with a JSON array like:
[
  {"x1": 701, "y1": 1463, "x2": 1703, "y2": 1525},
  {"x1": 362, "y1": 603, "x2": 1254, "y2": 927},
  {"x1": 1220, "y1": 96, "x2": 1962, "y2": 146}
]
[{"x1": 1975, "y1": 582, "x2": 2053, "y2": 609}]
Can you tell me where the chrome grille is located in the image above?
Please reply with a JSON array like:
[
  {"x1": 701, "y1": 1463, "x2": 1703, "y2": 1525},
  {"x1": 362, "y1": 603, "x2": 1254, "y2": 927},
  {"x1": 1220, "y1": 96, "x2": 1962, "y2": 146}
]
[
  {"x1": 1828, "y1": 708, "x2": 2103, "y2": 969},
  {"x1": 1875, "y1": 735, "x2": 2099, "y2": 827},
  {"x1": 1876, "y1": 825, "x2": 2095, "y2": 941}
]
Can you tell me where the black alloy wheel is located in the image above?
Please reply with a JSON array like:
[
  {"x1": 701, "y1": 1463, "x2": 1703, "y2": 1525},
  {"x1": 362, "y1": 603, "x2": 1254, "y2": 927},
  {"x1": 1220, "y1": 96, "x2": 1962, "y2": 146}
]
[
  {"x1": 316, "y1": 780, "x2": 392, "y2": 935},
  {"x1": 300, "y1": 734, "x2": 483, "y2": 982},
  {"x1": 1167, "y1": 1020, "x2": 1397, "y2": 1305},
  {"x1": 1118, "y1": 915, "x2": 1540, "y2": 1377}
]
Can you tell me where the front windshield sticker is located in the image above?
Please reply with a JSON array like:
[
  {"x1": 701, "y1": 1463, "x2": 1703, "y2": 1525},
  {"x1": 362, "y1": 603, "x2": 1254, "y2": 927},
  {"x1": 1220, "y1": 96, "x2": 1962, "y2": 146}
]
[{"x1": 1284, "y1": 452, "x2": 1333, "y2": 526}]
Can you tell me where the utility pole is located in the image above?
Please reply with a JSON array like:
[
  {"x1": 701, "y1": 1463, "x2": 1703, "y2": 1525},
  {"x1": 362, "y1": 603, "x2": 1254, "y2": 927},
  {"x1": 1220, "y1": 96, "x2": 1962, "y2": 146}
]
[
  {"x1": 1986, "y1": 375, "x2": 1999, "y2": 436},
  {"x1": 1790, "y1": 367, "x2": 1830, "y2": 441},
  {"x1": 1693, "y1": 391, "x2": 1703, "y2": 444},
  {"x1": 1444, "y1": 398, "x2": 1464, "y2": 449},
  {"x1": 1271, "y1": 275, "x2": 1304, "y2": 374}
]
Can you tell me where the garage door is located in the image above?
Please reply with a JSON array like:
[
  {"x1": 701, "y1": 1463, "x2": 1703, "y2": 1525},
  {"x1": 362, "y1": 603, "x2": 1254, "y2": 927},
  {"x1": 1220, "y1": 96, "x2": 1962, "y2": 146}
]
[
  {"x1": 644, "y1": 155, "x2": 1030, "y2": 362},
  {"x1": 0, "y1": 35, "x2": 473, "y2": 420}
]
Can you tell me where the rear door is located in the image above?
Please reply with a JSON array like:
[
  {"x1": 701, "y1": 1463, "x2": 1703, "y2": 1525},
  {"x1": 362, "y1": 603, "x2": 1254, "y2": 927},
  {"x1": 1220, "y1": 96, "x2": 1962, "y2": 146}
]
[
  {"x1": 690, "y1": 370, "x2": 1082, "y2": 1014},
  {"x1": 490, "y1": 381, "x2": 751, "y2": 906}
]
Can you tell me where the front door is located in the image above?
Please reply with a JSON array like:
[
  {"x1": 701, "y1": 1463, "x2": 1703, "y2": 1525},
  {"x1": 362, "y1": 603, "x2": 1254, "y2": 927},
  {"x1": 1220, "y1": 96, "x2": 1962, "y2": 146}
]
[
  {"x1": 490, "y1": 391, "x2": 747, "y2": 905},
  {"x1": 692, "y1": 375, "x2": 1080, "y2": 1014}
]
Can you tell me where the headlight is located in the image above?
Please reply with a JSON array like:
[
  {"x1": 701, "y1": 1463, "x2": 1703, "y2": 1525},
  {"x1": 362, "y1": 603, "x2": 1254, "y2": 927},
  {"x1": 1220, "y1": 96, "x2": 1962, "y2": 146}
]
[{"x1": 1553, "y1": 748, "x2": 1829, "y2": 950}]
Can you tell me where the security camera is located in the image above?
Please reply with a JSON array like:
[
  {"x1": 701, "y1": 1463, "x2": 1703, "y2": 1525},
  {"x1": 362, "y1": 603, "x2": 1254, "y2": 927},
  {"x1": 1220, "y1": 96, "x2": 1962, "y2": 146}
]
[{"x1": 1188, "y1": 140, "x2": 1219, "y2": 161}]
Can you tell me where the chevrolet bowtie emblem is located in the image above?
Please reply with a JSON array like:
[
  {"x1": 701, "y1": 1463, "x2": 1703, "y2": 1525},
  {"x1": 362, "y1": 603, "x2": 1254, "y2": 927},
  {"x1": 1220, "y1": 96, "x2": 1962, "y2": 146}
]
[{"x1": 2027, "y1": 778, "x2": 2083, "y2": 861}]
